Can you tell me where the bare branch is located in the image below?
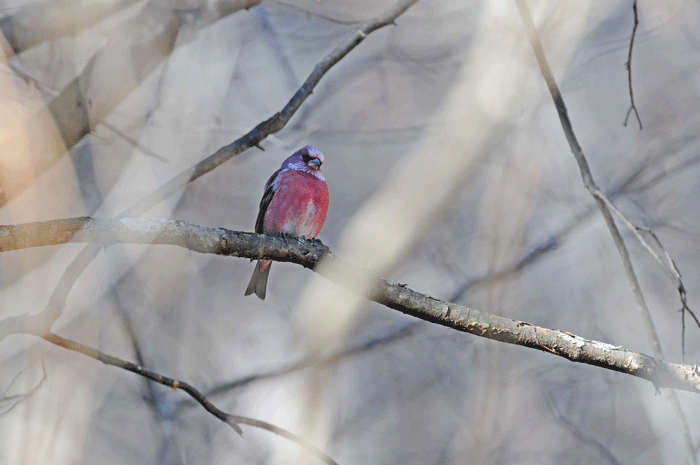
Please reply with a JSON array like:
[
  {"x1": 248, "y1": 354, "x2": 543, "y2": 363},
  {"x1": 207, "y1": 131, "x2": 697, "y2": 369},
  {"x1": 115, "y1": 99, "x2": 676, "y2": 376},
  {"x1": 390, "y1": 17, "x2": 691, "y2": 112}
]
[
  {"x1": 118, "y1": 0, "x2": 420, "y2": 219},
  {"x1": 2, "y1": 217, "x2": 700, "y2": 393},
  {"x1": 36, "y1": 332, "x2": 339, "y2": 464},
  {"x1": 515, "y1": 0, "x2": 663, "y2": 359},
  {"x1": 232, "y1": 416, "x2": 339, "y2": 465},
  {"x1": 623, "y1": 0, "x2": 642, "y2": 130},
  {"x1": 41, "y1": 332, "x2": 243, "y2": 435},
  {"x1": 450, "y1": 147, "x2": 700, "y2": 302}
]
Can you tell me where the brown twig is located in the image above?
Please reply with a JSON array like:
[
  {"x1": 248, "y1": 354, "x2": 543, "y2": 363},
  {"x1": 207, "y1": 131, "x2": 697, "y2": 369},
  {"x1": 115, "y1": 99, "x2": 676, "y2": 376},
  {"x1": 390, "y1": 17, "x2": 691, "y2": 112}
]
[
  {"x1": 232, "y1": 416, "x2": 339, "y2": 465},
  {"x1": 2, "y1": 217, "x2": 700, "y2": 393}
]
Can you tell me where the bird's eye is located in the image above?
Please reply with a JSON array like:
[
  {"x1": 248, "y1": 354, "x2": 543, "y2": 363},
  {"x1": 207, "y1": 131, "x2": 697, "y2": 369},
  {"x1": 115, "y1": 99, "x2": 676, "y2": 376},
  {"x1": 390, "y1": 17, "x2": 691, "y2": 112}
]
[{"x1": 302, "y1": 153, "x2": 312, "y2": 163}]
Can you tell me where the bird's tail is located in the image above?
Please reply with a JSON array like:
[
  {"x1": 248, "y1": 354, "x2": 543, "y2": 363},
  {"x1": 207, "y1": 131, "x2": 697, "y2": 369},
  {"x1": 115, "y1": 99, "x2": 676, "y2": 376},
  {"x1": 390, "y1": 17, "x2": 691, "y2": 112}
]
[{"x1": 244, "y1": 260, "x2": 272, "y2": 300}]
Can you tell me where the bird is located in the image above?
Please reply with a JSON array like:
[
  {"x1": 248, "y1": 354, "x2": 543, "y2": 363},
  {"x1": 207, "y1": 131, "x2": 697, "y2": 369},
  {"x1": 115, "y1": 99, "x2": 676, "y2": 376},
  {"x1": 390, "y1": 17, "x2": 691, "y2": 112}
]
[{"x1": 245, "y1": 145, "x2": 330, "y2": 300}]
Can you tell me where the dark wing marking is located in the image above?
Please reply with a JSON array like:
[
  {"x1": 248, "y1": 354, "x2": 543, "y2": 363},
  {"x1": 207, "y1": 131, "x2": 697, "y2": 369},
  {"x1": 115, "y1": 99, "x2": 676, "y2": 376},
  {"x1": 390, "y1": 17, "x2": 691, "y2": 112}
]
[{"x1": 255, "y1": 168, "x2": 282, "y2": 233}]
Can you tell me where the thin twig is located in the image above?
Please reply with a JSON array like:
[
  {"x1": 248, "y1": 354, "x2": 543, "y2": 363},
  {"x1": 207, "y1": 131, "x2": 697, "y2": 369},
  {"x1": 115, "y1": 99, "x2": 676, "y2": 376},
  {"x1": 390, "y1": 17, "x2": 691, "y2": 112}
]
[
  {"x1": 515, "y1": 1, "x2": 696, "y2": 462},
  {"x1": 636, "y1": 225, "x2": 700, "y2": 356},
  {"x1": 623, "y1": 0, "x2": 642, "y2": 130},
  {"x1": 0, "y1": 359, "x2": 46, "y2": 415},
  {"x1": 2, "y1": 217, "x2": 700, "y2": 393},
  {"x1": 233, "y1": 416, "x2": 339, "y2": 465}
]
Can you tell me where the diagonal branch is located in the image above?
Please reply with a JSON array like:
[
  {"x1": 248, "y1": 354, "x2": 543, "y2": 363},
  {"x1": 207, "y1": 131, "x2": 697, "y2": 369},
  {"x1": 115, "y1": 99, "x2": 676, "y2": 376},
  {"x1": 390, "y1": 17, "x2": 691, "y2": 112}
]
[
  {"x1": 37, "y1": 332, "x2": 338, "y2": 465},
  {"x1": 41, "y1": 332, "x2": 243, "y2": 435},
  {"x1": 2, "y1": 217, "x2": 700, "y2": 393},
  {"x1": 119, "y1": 0, "x2": 420, "y2": 219},
  {"x1": 232, "y1": 416, "x2": 339, "y2": 465}
]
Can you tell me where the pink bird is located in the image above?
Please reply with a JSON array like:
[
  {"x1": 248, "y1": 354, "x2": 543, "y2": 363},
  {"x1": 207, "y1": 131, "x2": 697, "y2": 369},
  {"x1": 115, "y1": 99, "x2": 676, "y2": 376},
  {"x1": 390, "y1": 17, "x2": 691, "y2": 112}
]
[{"x1": 245, "y1": 146, "x2": 330, "y2": 299}]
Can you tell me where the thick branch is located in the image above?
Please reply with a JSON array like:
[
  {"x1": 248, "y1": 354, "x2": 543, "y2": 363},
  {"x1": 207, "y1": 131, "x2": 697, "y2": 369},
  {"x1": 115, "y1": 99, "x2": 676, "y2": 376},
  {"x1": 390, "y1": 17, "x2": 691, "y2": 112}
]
[{"x1": 2, "y1": 217, "x2": 700, "y2": 394}]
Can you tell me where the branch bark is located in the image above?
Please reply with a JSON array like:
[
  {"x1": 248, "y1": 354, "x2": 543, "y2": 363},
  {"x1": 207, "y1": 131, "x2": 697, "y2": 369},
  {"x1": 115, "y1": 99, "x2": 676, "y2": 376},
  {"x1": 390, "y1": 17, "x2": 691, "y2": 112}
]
[{"x1": 2, "y1": 216, "x2": 700, "y2": 394}]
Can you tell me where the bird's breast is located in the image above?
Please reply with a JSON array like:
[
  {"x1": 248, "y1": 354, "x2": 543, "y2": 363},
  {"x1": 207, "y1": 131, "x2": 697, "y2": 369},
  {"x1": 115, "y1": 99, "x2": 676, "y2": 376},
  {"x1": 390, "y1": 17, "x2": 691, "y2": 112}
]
[{"x1": 263, "y1": 171, "x2": 329, "y2": 238}]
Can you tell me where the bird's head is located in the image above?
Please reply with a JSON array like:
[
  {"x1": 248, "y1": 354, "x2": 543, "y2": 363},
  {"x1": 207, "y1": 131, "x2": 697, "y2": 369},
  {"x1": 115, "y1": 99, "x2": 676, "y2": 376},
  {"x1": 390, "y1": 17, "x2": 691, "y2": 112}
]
[{"x1": 283, "y1": 146, "x2": 325, "y2": 174}]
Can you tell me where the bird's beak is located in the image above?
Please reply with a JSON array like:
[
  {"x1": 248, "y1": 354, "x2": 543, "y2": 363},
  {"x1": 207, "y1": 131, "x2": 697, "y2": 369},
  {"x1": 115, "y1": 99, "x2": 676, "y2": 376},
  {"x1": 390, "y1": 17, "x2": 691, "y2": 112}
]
[{"x1": 307, "y1": 158, "x2": 321, "y2": 169}]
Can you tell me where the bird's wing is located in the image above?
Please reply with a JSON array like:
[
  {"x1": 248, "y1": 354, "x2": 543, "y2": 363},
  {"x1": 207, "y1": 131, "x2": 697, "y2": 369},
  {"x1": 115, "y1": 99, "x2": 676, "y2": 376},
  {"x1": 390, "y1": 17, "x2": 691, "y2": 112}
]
[{"x1": 255, "y1": 168, "x2": 282, "y2": 233}]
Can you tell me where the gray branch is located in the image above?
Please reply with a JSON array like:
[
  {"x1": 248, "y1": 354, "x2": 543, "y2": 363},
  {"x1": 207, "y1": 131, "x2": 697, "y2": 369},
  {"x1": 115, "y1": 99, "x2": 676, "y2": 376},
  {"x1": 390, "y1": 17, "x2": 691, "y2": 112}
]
[{"x1": 2, "y1": 216, "x2": 700, "y2": 394}]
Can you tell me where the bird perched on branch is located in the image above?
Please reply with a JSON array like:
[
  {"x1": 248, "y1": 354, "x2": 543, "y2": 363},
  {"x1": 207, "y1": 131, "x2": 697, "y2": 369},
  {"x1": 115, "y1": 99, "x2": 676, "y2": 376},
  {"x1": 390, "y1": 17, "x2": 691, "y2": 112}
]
[{"x1": 245, "y1": 146, "x2": 330, "y2": 300}]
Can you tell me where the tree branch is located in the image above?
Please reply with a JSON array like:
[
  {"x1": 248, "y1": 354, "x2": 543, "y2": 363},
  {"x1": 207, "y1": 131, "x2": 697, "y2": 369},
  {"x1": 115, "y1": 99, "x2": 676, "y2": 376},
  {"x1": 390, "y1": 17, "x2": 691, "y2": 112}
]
[
  {"x1": 2, "y1": 216, "x2": 700, "y2": 394},
  {"x1": 36, "y1": 332, "x2": 338, "y2": 465},
  {"x1": 119, "y1": 0, "x2": 420, "y2": 219},
  {"x1": 623, "y1": 0, "x2": 642, "y2": 130},
  {"x1": 41, "y1": 331, "x2": 243, "y2": 435}
]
